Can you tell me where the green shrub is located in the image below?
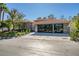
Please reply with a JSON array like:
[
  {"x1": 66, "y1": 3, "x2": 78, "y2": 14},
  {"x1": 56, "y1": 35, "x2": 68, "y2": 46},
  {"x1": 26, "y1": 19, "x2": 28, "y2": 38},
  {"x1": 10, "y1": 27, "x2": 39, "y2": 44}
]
[
  {"x1": 0, "y1": 31, "x2": 17, "y2": 38},
  {"x1": 23, "y1": 28, "x2": 30, "y2": 33},
  {"x1": 16, "y1": 32, "x2": 25, "y2": 36},
  {"x1": 6, "y1": 31, "x2": 17, "y2": 37},
  {"x1": 0, "y1": 28, "x2": 31, "y2": 39},
  {"x1": 70, "y1": 31, "x2": 79, "y2": 41}
]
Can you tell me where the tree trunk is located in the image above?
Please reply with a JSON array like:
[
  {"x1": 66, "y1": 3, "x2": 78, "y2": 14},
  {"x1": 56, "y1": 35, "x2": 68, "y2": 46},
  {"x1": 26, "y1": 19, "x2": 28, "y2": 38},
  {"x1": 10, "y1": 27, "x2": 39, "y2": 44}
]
[
  {"x1": 0, "y1": 12, "x2": 2, "y2": 28},
  {"x1": 8, "y1": 27, "x2": 10, "y2": 31},
  {"x1": 2, "y1": 11, "x2": 4, "y2": 32},
  {"x1": 0, "y1": 8, "x2": 2, "y2": 21},
  {"x1": 0, "y1": 12, "x2": 1, "y2": 20},
  {"x1": 19, "y1": 24, "x2": 20, "y2": 30}
]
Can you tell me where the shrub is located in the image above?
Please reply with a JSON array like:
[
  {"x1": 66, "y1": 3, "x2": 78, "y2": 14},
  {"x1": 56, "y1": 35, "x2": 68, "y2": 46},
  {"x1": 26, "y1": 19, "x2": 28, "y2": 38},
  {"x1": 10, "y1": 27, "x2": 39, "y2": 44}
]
[
  {"x1": 6, "y1": 31, "x2": 17, "y2": 37},
  {"x1": 70, "y1": 30, "x2": 79, "y2": 41},
  {"x1": 0, "y1": 28, "x2": 31, "y2": 39},
  {"x1": 70, "y1": 14, "x2": 79, "y2": 41},
  {"x1": 23, "y1": 28, "x2": 30, "y2": 33},
  {"x1": 16, "y1": 32, "x2": 25, "y2": 36}
]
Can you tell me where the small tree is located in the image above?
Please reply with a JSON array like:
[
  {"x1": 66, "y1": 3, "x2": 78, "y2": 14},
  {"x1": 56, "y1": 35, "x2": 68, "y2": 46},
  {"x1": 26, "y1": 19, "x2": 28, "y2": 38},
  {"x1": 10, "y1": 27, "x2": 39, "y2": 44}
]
[
  {"x1": 48, "y1": 14, "x2": 54, "y2": 19},
  {"x1": 60, "y1": 15, "x2": 65, "y2": 19},
  {"x1": 8, "y1": 9, "x2": 25, "y2": 31},
  {"x1": 37, "y1": 17, "x2": 42, "y2": 19},
  {"x1": 17, "y1": 12, "x2": 25, "y2": 30},
  {"x1": 70, "y1": 14, "x2": 79, "y2": 41},
  {"x1": 5, "y1": 20, "x2": 13, "y2": 31},
  {"x1": 8, "y1": 9, "x2": 18, "y2": 31}
]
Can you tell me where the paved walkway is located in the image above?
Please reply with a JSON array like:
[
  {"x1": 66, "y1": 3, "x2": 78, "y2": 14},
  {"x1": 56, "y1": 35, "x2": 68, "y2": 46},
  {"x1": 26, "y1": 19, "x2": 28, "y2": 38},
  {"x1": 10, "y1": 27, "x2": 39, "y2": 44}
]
[{"x1": 0, "y1": 32, "x2": 79, "y2": 56}]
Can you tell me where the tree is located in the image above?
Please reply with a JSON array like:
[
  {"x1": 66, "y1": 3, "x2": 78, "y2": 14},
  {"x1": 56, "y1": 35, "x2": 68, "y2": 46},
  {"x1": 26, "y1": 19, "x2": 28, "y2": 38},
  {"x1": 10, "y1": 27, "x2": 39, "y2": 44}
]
[
  {"x1": 5, "y1": 20, "x2": 13, "y2": 31},
  {"x1": 37, "y1": 17, "x2": 42, "y2": 19},
  {"x1": 60, "y1": 15, "x2": 65, "y2": 19},
  {"x1": 68, "y1": 16, "x2": 72, "y2": 20},
  {"x1": 71, "y1": 14, "x2": 79, "y2": 30},
  {"x1": 0, "y1": 3, "x2": 9, "y2": 32},
  {"x1": 70, "y1": 14, "x2": 79, "y2": 41},
  {"x1": 43, "y1": 17, "x2": 46, "y2": 19},
  {"x1": 48, "y1": 14, "x2": 54, "y2": 19},
  {"x1": 17, "y1": 12, "x2": 25, "y2": 30},
  {"x1": 8, "y1": 9, "x2": 18, "y2": 31},
  {"x1": 8, "y1": 9, "x2": 26, "y2": 31}
]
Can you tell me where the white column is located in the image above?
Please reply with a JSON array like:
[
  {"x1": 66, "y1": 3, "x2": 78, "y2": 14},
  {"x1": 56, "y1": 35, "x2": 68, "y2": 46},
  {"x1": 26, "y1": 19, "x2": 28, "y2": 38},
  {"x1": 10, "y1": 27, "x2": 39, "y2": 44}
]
[
  {"x1": 35, "y1": 25, "x2": 38, "y2": 32},
  {"x1": 52, "y1": 24, "x2": 54, "y2": 33}
]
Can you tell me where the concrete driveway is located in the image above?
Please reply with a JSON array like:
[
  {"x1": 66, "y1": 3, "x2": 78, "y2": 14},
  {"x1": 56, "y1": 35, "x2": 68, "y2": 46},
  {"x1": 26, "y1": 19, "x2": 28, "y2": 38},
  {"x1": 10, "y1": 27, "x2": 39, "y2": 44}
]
[
  {"x1": 23, "y1": 32, "x2": 70, "y2": 40},
  {"x1": 0, "y1": 32, "x2": 79, "y2": 56}
]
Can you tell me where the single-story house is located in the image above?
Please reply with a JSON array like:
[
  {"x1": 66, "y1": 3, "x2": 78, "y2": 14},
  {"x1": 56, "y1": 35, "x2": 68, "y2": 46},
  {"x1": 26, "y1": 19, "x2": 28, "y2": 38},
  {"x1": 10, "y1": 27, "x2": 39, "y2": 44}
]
[{"x1": 33, "y1": 18, "x2": 70, "y2": 33}]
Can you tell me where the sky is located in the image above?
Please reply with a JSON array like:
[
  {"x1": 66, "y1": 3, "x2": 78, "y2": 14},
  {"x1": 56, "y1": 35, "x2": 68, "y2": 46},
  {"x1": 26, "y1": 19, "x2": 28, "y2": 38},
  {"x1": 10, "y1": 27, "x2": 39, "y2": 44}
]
[{"x1": 5, "y1": 3, "x2": 79, "y2": 20}]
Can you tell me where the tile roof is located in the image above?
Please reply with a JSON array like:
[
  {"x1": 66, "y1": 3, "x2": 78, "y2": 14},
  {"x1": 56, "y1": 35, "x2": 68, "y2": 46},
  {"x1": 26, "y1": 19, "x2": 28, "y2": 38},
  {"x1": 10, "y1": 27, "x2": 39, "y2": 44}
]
[{"x1": 33, "y1": 18, "x2": 70, "y2": 25}]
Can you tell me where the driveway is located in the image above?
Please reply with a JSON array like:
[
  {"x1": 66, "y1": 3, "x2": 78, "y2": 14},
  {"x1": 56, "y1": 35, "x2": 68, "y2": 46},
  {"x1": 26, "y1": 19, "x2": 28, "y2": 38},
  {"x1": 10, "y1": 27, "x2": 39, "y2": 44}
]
[
  {"x1": 0, "y1": 32, "x2": 79, "y2": 56},
  {"x1": 22, "y1": 32, "x2": 70, "y2": 41}
]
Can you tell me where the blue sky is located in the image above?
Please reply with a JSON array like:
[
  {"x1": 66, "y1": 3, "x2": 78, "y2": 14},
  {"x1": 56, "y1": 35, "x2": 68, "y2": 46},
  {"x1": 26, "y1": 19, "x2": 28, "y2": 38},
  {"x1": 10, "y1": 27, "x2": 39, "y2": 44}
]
[{"x1": 5, "y1": 3, "x2": 79, "y2": 20}]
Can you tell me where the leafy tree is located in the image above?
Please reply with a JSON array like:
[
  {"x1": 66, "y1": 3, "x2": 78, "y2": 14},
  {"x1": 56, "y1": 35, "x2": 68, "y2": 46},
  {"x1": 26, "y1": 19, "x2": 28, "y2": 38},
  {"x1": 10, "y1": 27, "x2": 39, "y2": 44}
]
[
  {"x1": 16, "y1": 12, "x2": 25, "y2": 30},
  {"x1": 68, "y1": 16, "x2": 72, "y2": 20},
  {"x1": 70, "y1": 14, "x2": 79, "y2": 41},
  {"x1": 8, "y1": 9, "x2": 26, "y2": 31},
  {"x1": 37, "y1": 17, "x2": 42, "y2": 19},
  {"x1": 5, "y1": 20, "x2": 13, "y2": 31},
  {"x1": 0, "y1": 3, "x2": 9, "y2": 31},
  {"x1": 8, "y1": 9, "x2": 18, "y2": 30},
  {"x1": 60, "y1": 15, "x2": 65, "y2": 19},
  {"x1": 48, "y1": 14, "x2": 54, "y2": 19}
]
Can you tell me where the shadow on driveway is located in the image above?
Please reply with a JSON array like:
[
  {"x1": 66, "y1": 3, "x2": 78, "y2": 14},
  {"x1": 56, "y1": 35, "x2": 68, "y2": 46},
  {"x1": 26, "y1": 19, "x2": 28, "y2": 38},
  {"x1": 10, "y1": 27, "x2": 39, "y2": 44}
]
[{"x1": 31, "y1": 32, "x2": 69, "y2": 37}]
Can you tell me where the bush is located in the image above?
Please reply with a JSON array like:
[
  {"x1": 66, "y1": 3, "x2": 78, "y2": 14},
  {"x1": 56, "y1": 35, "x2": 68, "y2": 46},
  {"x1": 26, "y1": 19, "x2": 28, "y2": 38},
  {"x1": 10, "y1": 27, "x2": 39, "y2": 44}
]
[
  {"x1": 0, "y1": 28, "x2": 31, "y2": 39},
  {"x1": 0, "y1": 31, "x2": 17, "y2": 39},
  {"x1": 70, "y1": 30, "x2": 79, "y2": 41},
  {"x1": 16, "y1": 32, "x2": 25, "y2": 36},
  {"x1": 23, "y1": 28, "x2": 30, "y2": 33},
  {"x1": 6, "y1": 31, "x2": 17, "y2": 37}
]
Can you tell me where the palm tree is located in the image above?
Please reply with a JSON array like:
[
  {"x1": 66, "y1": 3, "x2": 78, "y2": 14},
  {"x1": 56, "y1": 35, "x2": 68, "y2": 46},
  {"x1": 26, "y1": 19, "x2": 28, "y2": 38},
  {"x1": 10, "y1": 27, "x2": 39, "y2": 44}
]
[
  {"x1": 17, "y1": 12, "x2": 25, "y2": 30},
  {"x1": 0, "y1": 3, "x2": 9, "y2": 32},
  {"x1": 8, "y1": 9, "x2": 25, "y2": 31},
  {"x1": 8, "y1": 9, "x2": 18, "y2": 31},
  {"x1": 0, "y1": 7, "x2": 2, "y2": 20}
]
